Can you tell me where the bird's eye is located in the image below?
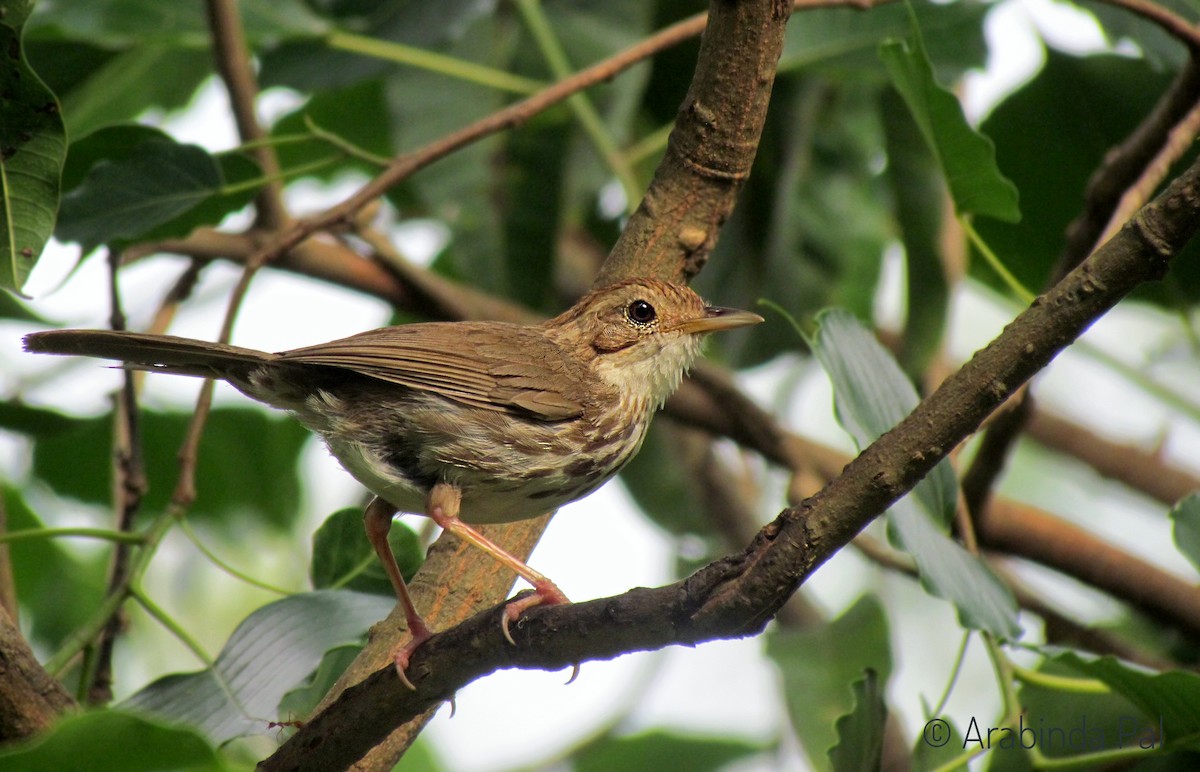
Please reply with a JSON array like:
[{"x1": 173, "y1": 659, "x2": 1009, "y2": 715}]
[{"x1": 625, "y1": 299, "x2": 657, "y2": 326}]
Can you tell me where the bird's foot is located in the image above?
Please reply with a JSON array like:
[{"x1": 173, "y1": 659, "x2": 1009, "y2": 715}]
[
  {"x1": 390, "y1": 618, "x2": 435, "y2": 691},
  {"x1": 500, "y1": 580, "x2": 570, "y2": 646}
]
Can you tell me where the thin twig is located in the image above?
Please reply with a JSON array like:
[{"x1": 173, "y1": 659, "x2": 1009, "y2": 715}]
[
  {"x1": 1099, "y1": 96, "x2": 1200, "y2": 246},
  {"x1": 236, "y1": 8, "x2": 716, "y2": 273},
  {"x1": 84, "y1": 249, "x2": 149, "y2": 706},
  {"x1": 205, "y1": 0, "x2": 289, "y2": 228}
]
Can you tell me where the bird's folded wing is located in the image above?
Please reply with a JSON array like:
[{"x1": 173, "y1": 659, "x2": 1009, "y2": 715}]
[{"x1": 276, "y1": 323, "x2": 586, "y2": 420}]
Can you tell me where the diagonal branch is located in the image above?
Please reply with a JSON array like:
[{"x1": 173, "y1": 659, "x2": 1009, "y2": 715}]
[{"x1": 260, "y1": 83, "x2": 1200, "y2": 772}]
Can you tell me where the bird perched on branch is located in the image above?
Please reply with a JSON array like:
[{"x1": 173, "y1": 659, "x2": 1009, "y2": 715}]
[{"x1": 25, "y1": 277, "x2": 762, "y2": 687}]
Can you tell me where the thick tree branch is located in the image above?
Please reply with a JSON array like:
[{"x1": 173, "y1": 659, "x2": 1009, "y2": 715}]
[
  {"x1": 259, "y1": 89, "x2": 1200, "y2": 772},
  {"x1": 0, "y1": 605, "x2": 74, "y2": 741},
  {"x1": 264, "y1": 1, "x2": 796, "y2": 768},
  {"x1": 1025, "y1": 409, "x2": 1199, "y2": 505},
  {"x1": 597, "y1": 0, "x2": 793, "y2": 284},
  {"x1": 978, "y1": 499, "x2": 1200, "y2": 637}
]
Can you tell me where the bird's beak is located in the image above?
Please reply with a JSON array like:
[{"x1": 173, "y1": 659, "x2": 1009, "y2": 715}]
[{"x1": 673, "y1": 306, "x2": 764, "y2": 335}]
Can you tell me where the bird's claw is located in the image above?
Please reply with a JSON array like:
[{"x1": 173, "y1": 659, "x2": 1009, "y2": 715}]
[
  {"x1": 390, "y1": 623, "x2": 434, "y2": 691},
  {"x1": 499, "y1": 582, "x2": 571, "y2": 645}
]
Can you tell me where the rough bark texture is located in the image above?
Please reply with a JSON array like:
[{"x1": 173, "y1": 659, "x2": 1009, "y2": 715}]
[{"x1": 0, "y1": 606, "x2": 76, "y2": 742}]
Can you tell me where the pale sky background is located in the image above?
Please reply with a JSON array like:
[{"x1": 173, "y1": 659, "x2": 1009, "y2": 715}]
[{"x1": 5, "y1": 1, "x2": 1196, "y2": 770}]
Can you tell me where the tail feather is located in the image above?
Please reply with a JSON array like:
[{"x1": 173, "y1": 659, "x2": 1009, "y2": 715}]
[{"x1": 23, "y1": 330, "x2": 276, "y2": 378}]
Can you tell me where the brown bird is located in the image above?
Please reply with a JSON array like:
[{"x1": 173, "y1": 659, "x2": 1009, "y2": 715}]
[{"x1": 24, "y1": 278, "x2": 761, "y2": 686}]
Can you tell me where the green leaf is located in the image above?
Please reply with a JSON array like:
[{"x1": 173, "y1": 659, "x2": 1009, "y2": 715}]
[
  {"x1": 828, "y1": 669, "x2": 888, "y2": 772},
  {"x1": 1088, "y1": 0, "x2": 1188, "y2": 70},
  {"x1": 810, "y1": 309, "x2": 1020, "y2": 638},
  {"x1": 63, "y1": 127, "x2": 259, "y2": 248},
  {"x1": 277, "y1": 644, "x2": 360, "y2": 721},
  {"x1": 27, "y1": 0, "x2": 325, "y2": 47},
  {"x1": 879, "y1": 18, "x2": 1019, "y2": 223},
  {"x1": 1015, "y1": 656, "x2": 1150, "y2": 764},
  {"x1": 0, "y1": 400, "x2": 81, "y2": 436},
  {"x1": 32, "y1": 406, "x2": 310, "y2": 529},
  {"x1": 573, "y1": 729, "x2": 766, "y2": 772},
  {"x1": 121, "y1": 590, "x2": 395, "y2": 744},
  {"x1": 0, "y1": 0, "x2": 66, "y2": 293},
  {"x1": 57, "y1": 135, "x2": 223, "y2": 253},
  {"x1": 131, "y1": 152, "x2": 262, "y2": 244},
  {"x1": 1170, "y1": 493, "x2": 1200, "y2": 575},
  {"x1": 1053, "y1": 651, "x2": 1200, "y2": 751},
  {"x1": 310, "y1": 507, "x2": 423, "y2": 595},
  {"x1": 0, "y1": 711, "x2": 225, "y2": 772},
  {"x1": 767, "y1": 595, "x2": 892, "y2": 769},
  {"x1": 976, "y1": 51, "x2": 1174, "y2": 296},
  {"x1": 913, "y1": 715, "x2": 964, "y2": 769},
  {"x1": 61, "y1": 124, "x2": 166, "y2": 191},
  {"x1": 271, "y1": 79, "x2": 395, "y2": 180},
  {"x1": 392, "y1": 738, "x2": 445, "y2": 772}
]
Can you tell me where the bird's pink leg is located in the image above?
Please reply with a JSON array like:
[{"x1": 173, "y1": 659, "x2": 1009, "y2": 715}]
[
  {"x1": 427, "y1": 483, "x2": 570, "y2": 645},
  {"x1": 364, "y1": 496, "x2": 433, "y2": 690}
]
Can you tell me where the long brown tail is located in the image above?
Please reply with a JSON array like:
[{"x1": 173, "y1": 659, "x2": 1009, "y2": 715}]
[{"x1": 23, "y1": 329, "x2": 277, "y2": 379}]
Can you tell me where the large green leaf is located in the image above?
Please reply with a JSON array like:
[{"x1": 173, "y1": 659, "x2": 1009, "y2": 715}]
[
  {"x1": 131, "y1": 152, "x2": 262, "y2": 244},
  {"x1": 1049, "y1": 650, "x2": 1200, "y2": 753},
  {"x1": 121, "y1": 590, "x2": 394, "y2": 744},
  {"x1": 0, "y1": 0, "x2": 66, "y2": 293},
  {"x1": 310, "y1": 506, "x2": 424, "y2": 595},
  {"x1": 32, "y1": 406, "x2": 310, "y2": 529},
  {"x1": 502, "y1": 112, "x2": 570, "y2": 311},
  {"x1": 258, "y1": 1, "x2": 496, "y2": 92},
  {"x1": 0, "y1": 711, "x2": 225, "y2": 772},
  {"x1": 879, "y1": 21, "x2": 1019, "y2": 223},
  {"x1": 0, "y1": 290, "x2": 49, "y2": 321},
  {"x1": 57, "y1": 134, "x2": 223, "y2": 253},
  {"x1": 767, "y1": 595, "x2": 892, "y2": 769},
  {"x1": 379, "y1": 15, "x2": 514, "y2": 295},
  {"x1": 810, "y1": 309, "x2": 1021, "y2": 638},
  {"x1": 976, "y1": 51, "x2": 1176, "y2": 296},
  {"x1": 276, "y1": 644, "x2": 361, "y2": 722}
]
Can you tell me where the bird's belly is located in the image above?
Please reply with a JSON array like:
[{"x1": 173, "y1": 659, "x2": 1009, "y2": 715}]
[{"x1": 323, "y1": 420, "x2": 645, "y2": 525}]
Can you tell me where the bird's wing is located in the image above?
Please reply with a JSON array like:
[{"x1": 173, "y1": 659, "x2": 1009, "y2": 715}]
[{"x1": 276, "y1": 322, "x2": 588, "y2": 420}]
